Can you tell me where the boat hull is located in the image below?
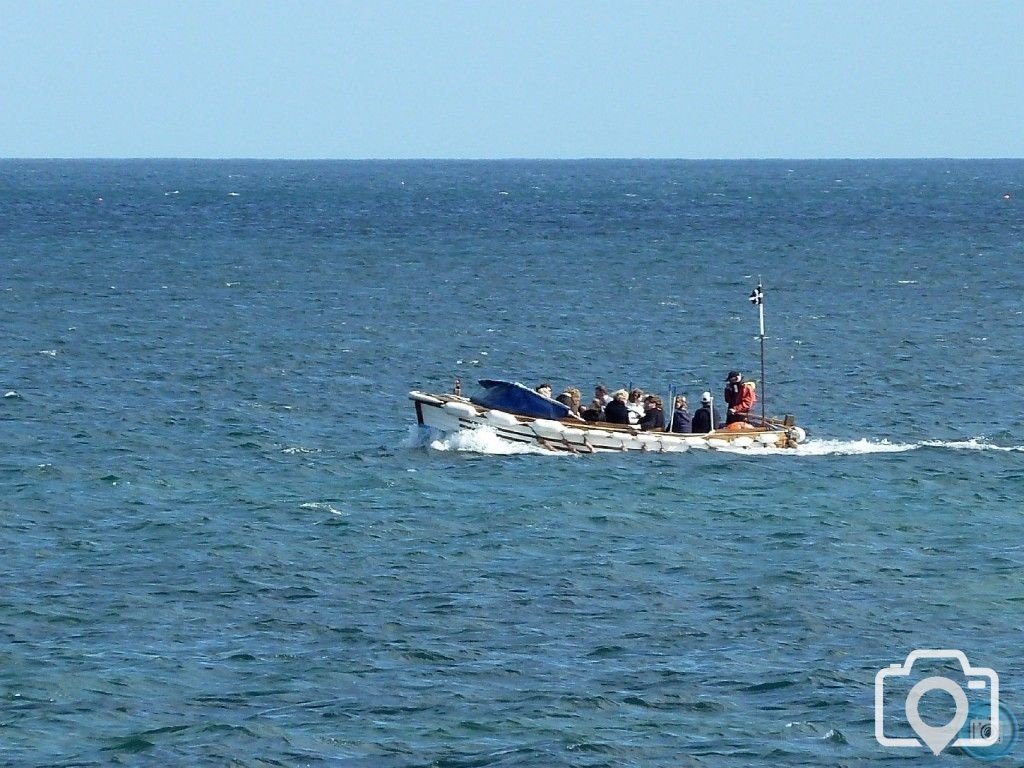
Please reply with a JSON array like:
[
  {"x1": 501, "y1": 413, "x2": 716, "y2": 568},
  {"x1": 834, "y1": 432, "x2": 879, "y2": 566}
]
[{"x1": 410, "y1": 391, "x2": 804, "y2": 453}]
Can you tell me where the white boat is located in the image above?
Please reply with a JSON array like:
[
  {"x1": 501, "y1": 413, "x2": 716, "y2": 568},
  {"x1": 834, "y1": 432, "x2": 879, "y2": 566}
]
[
  {"x1": 410, "y1": 381, "x2": 806, "y2": 454},
  {"x1": 412, "y1": 283, "x2": 807, "y2": 453}
]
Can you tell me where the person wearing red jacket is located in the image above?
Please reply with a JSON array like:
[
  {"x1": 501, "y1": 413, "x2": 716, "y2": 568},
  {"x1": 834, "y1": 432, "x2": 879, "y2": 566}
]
[{"x1": 724, "y1": 371, "x2": 756, "y2": 424}]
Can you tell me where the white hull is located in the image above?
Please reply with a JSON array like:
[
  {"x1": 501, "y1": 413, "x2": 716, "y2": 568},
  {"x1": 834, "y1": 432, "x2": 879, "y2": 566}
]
[{"x1": 410, "y1": 391, "x2": 805, "y2": 453}]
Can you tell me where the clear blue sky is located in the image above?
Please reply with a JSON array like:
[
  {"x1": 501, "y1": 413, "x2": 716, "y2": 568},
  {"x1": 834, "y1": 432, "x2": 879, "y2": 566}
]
[{"x1": 2, "y1": 0, "x2": 1022, "y2": 159}]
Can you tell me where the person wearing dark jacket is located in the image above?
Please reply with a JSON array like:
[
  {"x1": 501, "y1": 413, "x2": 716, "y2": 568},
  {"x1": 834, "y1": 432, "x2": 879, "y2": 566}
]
[
  {"x1": 691, "y1": 392, "x2": 715, "y2": 434},
  {"x1": 580, "y1": 398, "x2": 604, "y2": 422},
  {"x1": 603, "y1": 389, "x2": 631, "y2": 425},
  {"x1": 639, "y1": 395, "x2": 665, "y2": 431},
  {"x1": 670, "y1": 395, "x2": 692, "y2": 433}
]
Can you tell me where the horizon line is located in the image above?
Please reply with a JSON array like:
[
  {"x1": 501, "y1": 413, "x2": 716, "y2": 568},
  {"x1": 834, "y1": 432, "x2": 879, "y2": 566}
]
[{"x1": 2, "y1": 155, "x2": 1023, "y2": 162}]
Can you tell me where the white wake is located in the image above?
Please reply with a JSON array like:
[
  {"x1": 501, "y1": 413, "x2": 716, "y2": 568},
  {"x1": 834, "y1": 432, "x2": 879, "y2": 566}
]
[
  {"x1": 404, "y1": 424, "x2": 559, "y2": 455},
  {"x1": 696, "y1": 437, "x2": 1024, "y2": 456},
  {"x1": 404, "y1": 425, "x2": 1023, "y2": 457}
]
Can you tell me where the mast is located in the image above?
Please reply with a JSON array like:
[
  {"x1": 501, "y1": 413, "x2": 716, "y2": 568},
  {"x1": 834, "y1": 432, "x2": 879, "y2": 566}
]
[{"x1": 749, "y1": 281, "x2": 766, "y2": 424}]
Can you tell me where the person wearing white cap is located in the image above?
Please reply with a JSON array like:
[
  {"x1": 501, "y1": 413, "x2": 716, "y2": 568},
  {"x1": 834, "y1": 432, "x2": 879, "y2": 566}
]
[{"x1": 691, "y1": 391, "x2": 715, "y2": 433}]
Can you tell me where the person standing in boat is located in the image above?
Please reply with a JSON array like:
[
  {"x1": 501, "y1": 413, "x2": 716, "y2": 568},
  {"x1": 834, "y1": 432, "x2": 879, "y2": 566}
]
[
  {"x1": 639, "y1": 395, "x2": 665, "y2": 431},
  {"x1": 691, "y1": 392, "x2": 715, "y2": 433},
  {"x1": 723, "y1": 371, "x2": 756, "y2": 424},
  {"x1": 604, "y1": 389, "x2": 631, "y2": 425},
  {"x1": 670, "y1": 395, "x2": 691, "y2": 433}
]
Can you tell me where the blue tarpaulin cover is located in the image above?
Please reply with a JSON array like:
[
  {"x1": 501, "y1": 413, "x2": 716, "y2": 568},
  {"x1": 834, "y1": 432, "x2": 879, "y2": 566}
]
[{"x1": 470, "y1": 379, "x2": 572, "y2": 420}]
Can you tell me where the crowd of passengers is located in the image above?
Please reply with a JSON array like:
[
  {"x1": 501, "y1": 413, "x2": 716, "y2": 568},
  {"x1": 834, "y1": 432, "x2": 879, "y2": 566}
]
[{"x1": 533, "y1": 372, "x2": 757, "y2": 434}]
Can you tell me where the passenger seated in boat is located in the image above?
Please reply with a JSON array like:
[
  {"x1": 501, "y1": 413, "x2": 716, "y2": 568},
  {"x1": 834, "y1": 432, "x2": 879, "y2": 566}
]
[
  {"x1": 581, "y1": 398, "x2": 604, "y2": 422},
  {"x1": 555, "y1": 387, "x2": 583, "y2": 417},
  {"x1": 691, "y1": 392, "x2": 714, "y2": 434},
  {"x1": 584, "y1": 385, "x2": 612, "y2": 421},
  {"x1": 604, "y1": 389, "x2": 631, "y2": 425},
  {"x1": 639, "y1": 395, "x2": 665, "y2": 431},
  {"x1": 670, "y1": 395, "x2": 691, "y2": 433},
  {"x1": 535, "y1": 383, "x2": 553, "y2": 399},
  {"x1": 555, "y1": 388, "x2": 586, "y2": 421},
  {"x1": 626, "y1": 388, "x2": 646, "y2": 425}
]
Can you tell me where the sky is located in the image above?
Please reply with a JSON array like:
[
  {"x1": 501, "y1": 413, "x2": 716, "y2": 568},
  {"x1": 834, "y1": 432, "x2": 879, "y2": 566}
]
[{"x1": 2, "y1": 0, "x2": 1022, "y2": 159}]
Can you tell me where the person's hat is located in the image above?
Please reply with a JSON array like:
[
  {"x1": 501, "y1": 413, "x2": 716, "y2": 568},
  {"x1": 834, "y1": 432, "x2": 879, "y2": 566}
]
[
  {"x1": 701, "y1": 391, "x2": 712, "y2": 404},
  {"x1": 725, "y1": 371, "x2": 740, "y2": 381}
]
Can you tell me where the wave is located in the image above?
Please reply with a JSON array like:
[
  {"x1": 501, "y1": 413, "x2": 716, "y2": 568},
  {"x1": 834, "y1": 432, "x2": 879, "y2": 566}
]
[
  {"x1": 780, "y1": 438, "x2": 916, "y2": 456},
  {"x1": 404, "y1": 425, "x2": 1024, "y2": 457},
  {"x1": 404, "y1": 424, "x2": 558, "y2": 455},
  {"x1": 919, "y1": 438, "x2": 1024, "y2": 452},
  {"x1": 299, "y1": 502, "x2": 344, "y2": 515},
  {"x1": 664, "y1": 437, "x2": 1024, "y2": 456}
]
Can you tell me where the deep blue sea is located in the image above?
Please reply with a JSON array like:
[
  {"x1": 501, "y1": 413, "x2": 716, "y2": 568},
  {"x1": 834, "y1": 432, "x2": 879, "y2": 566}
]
[{"x1": 2, "y1": 159, "x2": 1023, "y2": 766}]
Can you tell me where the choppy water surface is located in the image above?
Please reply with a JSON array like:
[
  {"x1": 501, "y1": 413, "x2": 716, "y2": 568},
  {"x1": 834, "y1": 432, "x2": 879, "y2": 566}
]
[{"x1": 2, "y1": 160, "x2": 1023, "y2": 766}]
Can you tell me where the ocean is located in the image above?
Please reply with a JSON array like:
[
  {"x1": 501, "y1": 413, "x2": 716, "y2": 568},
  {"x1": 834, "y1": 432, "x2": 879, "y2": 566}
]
[{"x1": 2, "y1": 159, "x2": 1023, "y2": 766}]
